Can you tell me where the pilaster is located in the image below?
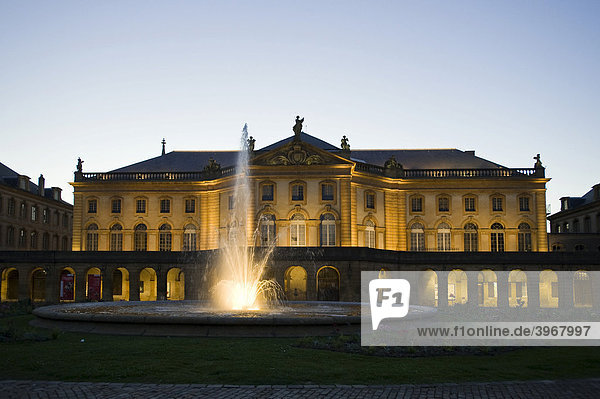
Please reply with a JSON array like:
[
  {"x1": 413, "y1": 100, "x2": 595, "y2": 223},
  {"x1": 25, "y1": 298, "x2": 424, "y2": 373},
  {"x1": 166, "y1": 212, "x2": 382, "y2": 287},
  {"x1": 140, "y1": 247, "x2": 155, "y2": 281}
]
[
  {"x1": 350, "y1": 183, "x2": 358, "y2": 246},
  {"x1": 535, "y1": 190, "x2": 548, "y2": 252},
  {"x1": 340, "y1": 179, "x2": 351, "y2": 246},
  {"x1": 384, "y1": 190, "x2": 398, "y2": 250},
  {"x1": 398, "y1": 191, "x2": 407, "y2": 251},
  {"x1": 72, "y1": 193, "x2": 83, "y2": 251}
]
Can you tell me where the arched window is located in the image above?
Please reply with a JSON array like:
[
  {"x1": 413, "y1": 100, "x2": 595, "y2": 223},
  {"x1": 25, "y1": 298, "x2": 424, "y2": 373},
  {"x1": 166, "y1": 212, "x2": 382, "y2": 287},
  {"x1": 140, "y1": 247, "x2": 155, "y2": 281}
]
[
  {"x1": 518, "y1": 223, "x2": 532, "y2": 252},
  {"x1": 259, "y1": 214, "x2": 276, "y2": 247},
  {"x1": 86, "y1": 224, "x2": 98, "y2": 251},
  {"x1": 320, "y1": 213, "x2": 336, "y2": 247},
  {"x1": 110, "y1": 224, "x2": 123, "y2": 251},
  {"x1": 464, "y1": 223, "x2": 478, "y2": 252},
  {"x1": 183, "y1": 224, "x2": 197, "y2": 251},
  {"x1": 365, "y1": 220, "x2": 375, "y2": 248},
  {"x1": 290, "y1": 213, "x2": 306, "y2": 246},
  {"x1": 490, "y1": 223, "x2": 504, "y2": 252},
  {"x1": 159, "y1": 224, "x2": 172, "y2": 251},
  {"x1": 410, "y1": 223, "x2": 425, "y2": 251},
  {"x1": 437, "y1": 222, "x2": 451, "y2": 251},
  {"x1": 134, "y1": 224, "x2": 147, "y2": 251}
]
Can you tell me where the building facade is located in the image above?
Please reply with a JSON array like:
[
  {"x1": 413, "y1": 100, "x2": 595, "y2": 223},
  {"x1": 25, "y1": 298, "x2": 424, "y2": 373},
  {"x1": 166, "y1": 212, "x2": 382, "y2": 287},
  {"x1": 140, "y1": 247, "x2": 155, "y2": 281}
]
[
  {"x1": 548, "y1": 183, "x2": 600, "y2": 252},
  {"x1": 71, "y1": 122, "x2": 549, "y2": 254}
]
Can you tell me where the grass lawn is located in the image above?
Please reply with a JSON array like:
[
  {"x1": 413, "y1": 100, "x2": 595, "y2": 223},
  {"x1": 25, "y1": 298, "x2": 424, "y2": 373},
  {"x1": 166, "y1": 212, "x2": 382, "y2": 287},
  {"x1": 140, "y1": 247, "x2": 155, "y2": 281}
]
[{"x1": 1, "y1": 314, "x2": 600, "y2": 384}]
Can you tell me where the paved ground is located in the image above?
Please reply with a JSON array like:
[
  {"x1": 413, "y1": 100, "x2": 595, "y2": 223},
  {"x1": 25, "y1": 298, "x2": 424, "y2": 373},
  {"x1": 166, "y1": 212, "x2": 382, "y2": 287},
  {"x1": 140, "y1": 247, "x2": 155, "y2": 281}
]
[{"x1": 2, "y1": 379, "x2": 600, "y2": 398}]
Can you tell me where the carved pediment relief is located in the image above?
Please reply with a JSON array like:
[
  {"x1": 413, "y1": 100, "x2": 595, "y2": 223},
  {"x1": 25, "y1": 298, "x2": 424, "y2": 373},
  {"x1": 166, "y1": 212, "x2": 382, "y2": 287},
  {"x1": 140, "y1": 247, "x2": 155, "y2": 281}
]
[{"x1": 254, "y1": 142, "x2": 351, "y2": 166}]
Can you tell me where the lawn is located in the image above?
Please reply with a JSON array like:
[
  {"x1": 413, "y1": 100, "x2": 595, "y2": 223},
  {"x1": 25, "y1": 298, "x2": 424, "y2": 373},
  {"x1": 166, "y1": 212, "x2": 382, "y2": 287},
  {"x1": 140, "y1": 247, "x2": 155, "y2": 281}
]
[{"x1": 1, "y1": 314, "x2": 600, "y2": 384}]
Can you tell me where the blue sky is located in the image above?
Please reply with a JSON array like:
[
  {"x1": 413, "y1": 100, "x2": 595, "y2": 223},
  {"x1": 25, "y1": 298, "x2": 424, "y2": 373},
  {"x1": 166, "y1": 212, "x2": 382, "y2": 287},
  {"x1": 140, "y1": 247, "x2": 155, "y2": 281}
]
[{"x1": 1, "y1": 1, "x2": 599, "y2": 213}]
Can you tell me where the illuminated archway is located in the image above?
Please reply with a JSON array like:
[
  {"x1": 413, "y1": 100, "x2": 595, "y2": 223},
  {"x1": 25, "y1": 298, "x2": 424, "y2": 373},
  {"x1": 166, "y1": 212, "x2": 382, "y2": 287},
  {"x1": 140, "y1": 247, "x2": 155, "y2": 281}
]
[
  {"x1": 59, "y1": 267, "x2": 75, "y2": 301},
  {"x1": 448, "y1": 269, "x2": 467, "y2": 306},
  {"x1": 30, "y1": 268, "x2": 47, "y2": 302},
  {"x1": 478, "y1": 269, "x2": 497, "y2": 307},
  {"x1": 167, "y1": 268, "x2": 185, "y2": 300},
  {"x1": 539, "y1": 270, "x2": 558, "y2": 308},
  {"x1": 139, "y1": 268, "x2": 157, "y2": 301},
  {"x1": 378, "y1": 268, "x2": 389, "y2": 279},
  {"x1": 317, "y1": 266, "x2": 340, "y2": 301},
  {"x1": 1, "y1": 268, "x2": 19, "y2": 302},
  {"x1": 573, "y1": 270, "x2": 592, "y2": 308},
  {"x1": 112, "y1": 267, "x2": 130, "y2": 301},
  {"x1": 85, "y1": 267, "x2": 102, "y2": 301},
  {"x1": 418, "y1": 269, "x2": 438, "y2": 307},
  {"x1": 508, "y1": 270, "x2": 527, "y2": 307},
  {"x1": 284, "y1": 266, "x2": 307, "y2": 300}
]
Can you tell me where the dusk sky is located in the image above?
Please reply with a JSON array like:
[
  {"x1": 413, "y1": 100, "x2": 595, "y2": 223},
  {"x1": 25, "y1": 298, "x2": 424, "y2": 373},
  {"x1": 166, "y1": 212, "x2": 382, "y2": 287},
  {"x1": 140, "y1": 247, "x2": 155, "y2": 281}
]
[{"x1": 1, "y1": 1, "x2": 599, "y2": 215}]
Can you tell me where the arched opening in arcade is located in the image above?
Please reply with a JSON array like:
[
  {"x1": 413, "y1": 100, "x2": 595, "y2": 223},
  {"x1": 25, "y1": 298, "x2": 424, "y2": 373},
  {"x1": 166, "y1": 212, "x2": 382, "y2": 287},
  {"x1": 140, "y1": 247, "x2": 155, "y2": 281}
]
[
  {"x1": 478, "y1": 269, "x2": 497, "y2": 307},
  {"x1": 539, "y1": 270, "x2": 559, "y2": 308},
  {"x1": 508, "y1": 269, "x2": 528, "y2": 307},
  {"x1": 30, "y1": 268, "x2": 47, "y2": 302},
  {"x1": 448, "y1": 269, "x2": 467, "y2": 306},
  {"x1": 317, "y1": 266, "x2": 340, "y2": 301},
  {"x1": 139, "y1": 268, "x2": 157, "y2": 301},
  {"x1": 1, "y1": 268, "x2": 19, "y2": 302},
  {"x1": 59, "y1": 268, "x2": 75, "y2": 301},
  {"x1": 85, "y1": 267, "x2": 103, "y2": 301},
  {"x1": 418, "y1": 269, "x2": 438, "y2": 307},
  {"x1": 378, "y1": 268, "x2": 389, "y2": 279},
  {"x1": 284, "y1": 266, "x2": 307, "y2": 300},
  {"x1": 167, "y1": 268, "x2": 185, "y2": 300},
  {"x1": 112, "y1": 267, "x2": 130, "y2": 301},
  {"x1": 573, "y1": 270, "x2": 592, "y2": 308}
]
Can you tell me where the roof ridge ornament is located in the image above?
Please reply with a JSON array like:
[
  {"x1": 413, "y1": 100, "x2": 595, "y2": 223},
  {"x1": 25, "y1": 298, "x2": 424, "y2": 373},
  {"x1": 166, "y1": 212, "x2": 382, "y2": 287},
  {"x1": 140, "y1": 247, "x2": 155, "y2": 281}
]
[
  {"x1": 162, "y1": 138, "x2": 166, "y2": 156},
  {"x1": 293, "y1": 115, "x2": 304, "y2": 142}
]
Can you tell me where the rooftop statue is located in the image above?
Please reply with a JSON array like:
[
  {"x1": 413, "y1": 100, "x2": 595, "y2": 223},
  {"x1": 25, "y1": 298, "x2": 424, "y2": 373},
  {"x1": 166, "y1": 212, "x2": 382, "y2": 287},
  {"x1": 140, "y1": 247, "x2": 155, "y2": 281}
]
[
  {"x1": 293, "y1": 116, "x2": 304, "y2": 140},
  {"x1": 534, "y1": 153, "x2": 543, "y2": 168},
  {"x1": 247, "y1": 136, "x2": 255, "y2": 152},
  {"x1": 341, "y1": 135, "x2": 350, "y2": 151},
  {"x1": 76, "y1": 157, "x2": 84, "y2": 173}
]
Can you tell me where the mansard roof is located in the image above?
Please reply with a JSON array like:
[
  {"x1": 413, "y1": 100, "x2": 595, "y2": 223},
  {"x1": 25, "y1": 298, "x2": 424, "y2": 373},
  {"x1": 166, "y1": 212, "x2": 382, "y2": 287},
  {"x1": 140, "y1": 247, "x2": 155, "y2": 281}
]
[{"x1": 110, "y1": 132, "x2": 505, "y2": 173}]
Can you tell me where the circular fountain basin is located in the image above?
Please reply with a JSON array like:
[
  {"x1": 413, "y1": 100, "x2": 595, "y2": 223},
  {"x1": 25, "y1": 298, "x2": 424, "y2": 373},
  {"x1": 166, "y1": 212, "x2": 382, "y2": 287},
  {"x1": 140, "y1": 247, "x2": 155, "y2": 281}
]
[{"x1": 32, "y1": 301, "x2": 432, "y2": 337}]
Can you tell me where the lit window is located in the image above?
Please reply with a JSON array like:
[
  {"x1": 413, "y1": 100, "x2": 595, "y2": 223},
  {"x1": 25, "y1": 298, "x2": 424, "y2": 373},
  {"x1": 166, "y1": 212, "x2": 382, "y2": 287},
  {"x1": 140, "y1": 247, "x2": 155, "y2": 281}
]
[
  {"x1": 259, "y1": 214, "x2": 276, "y2": 247},
  {"x1": 31, "y1": 206, "x2": 37, "y2": 221},
  {"x1": 320, "y1": 213, "x2": 336, "y2": 247},
  {"x1": 262, "y1": 184, "x2": 274, "y2": 201},
  {"x1": 110, "y1": 224, "x2": 123, "y2": 251},
  {"x1": 464, "y1": 223, "x2": 478, "y2": 252},
  {"x1": 87, "y1": 199, "x2": 97, "y2": 214},
  {"x1": 292, "y1": 184, "x2": 304, "y2": 201},
  {"x1": 365, "y1": 192, "x2": 375, "y2": 210},
  {"x1": 322, "y1": 184, "x2": 334, "y2": 201},
  {"x1": 111, "y1": 199, "x2": 121, "y2": 214},
  {"x1": 185, "y1": 199, "x2": 195, "y2": 213},
  {"x1": 411, "y1": 197, "x2": 423, "y2": 212},
  {"x1": 437, "y1": 223, "x2": 451, "y2": 251},
  {"x1": 183, "y1": 224, "x2": 197, "y2": 251},
  {"x1": 134, "y1": 224, "x2": 147, "y2": 251},
  {"x1": 20, "y1": 202, "x2": 26, "y2": 218},
  {"x1": 518, "y1": 223, "x2": 532, "y2": 252},
  {"x1": 159, "y1": 224, "x2": 172, "y2": 251},
  {"x1": 136, "y1": 199, "x2": 146, "y2": 213},
  {"x1": 491, "y1": 223, "x2": 504, "y2": 252},
  {"x1": 519, "y1": 196, "x2": 530, "y2": 212},
  {"x1": 86, "y1": 224, "x2": 98, "y2": 251},
  {"x1": 160, "y1": 199, "x2": 170, "y2": 213},
  {"x1": 18, "y1": 229, "x2": 26, "y2": 248},
  {"x1": 30, "y1": 231, "x2": 38, "y2": 249},
  {"x1": 365, "y1": 220, "x2": 376, "y2": 248},
  {"x1": 438, "y1": 197, "x2": 449, "y2": 212},
  {"x1": 464, "y1": 197, "x2": 476, "y2": 212},
  {"x1": 410, "y1": 223, "x2": 425, "y2": 251},
  {"x1": 42, "y1": 208, "x2": 48, "y2": 223},
  {"x1": 290, "y1": 213, "x2": 306, "y2": 246},
  {"x1": 492, "y1": 197, "x2": 503, "y2": 212}
]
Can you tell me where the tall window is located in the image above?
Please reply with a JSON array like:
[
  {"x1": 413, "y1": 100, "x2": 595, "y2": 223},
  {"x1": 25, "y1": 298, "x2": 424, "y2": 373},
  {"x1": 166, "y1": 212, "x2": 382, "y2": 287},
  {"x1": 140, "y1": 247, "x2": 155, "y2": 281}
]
[
  {"x1": 437, "y1": 222, "x2": 451, "y2": 251},
  {"x1": 160, "y1": 199, "x2": 171, "y2": 214},
  {"x1": 262, "y1": 184, "x2": 274, "y2": 201},
  {"x1": 159, "y1": 224, "x2": 172, "y2": 251},
  {"x1": 87, "y1": 199, "x2": 97, "y2": 214},
  {"x1": 519, "y1": 196, "x2": 530, "y2": 212},
  {"x1": 110, "y1": 224, "x2": 123, "y2": 251},
  {"x1": 31, "y1": 206, "x2": 37, "y2": 221},
  {"x1": 185, "y1": 199, "x2": 195, "y2": 213},
  {"x1": 464, "y1": 223, "x2": 478, "y2": 252},
  {"x1": 183, "y1": 224, "x2": 197, "y2": 251},
  {"x1": 518, "y1": 223, "x2": 532, "y2": 252},
  {"x1": 573, "y1": 219, "x2": 580, "y2": 233},
  {"x1": 291, "y1": 184, "x2": 304, "y2": 201},
  {"x1": 6, "y1": 226, "x2": 15, "y2": 247},
  {"x1": 42, "y1": 232, "x2": 49, "y2": 250},
  {"x1": 492, "y1": 197, "x2": 503, "y2": 212},
  {"x1": 584, "y1": 217, "x2": 591, "y2": 233},
  {"x1": 438, "y1": 196, "x2": 450, "y2": 212},
  {"x1": 111, "y1": 199, "x2": 121, "y2": 214},
  {"x1": 42, "y1": 208, "x2": 48, "y2": 223},
  {"x1": 290, "y1": 213, "x2": 306, "y2": 246},
  {"x1": 19, "y1": 202, "x2": 26, "y2": 218},
  {"x1": 134, "y1": 224, "x2": 147, "y2": 251},
  {"x1": 86, "y1": 224, "x2": 98, "y2": 251},
  {"x1": 320, "y1": 213, "x2": 336, "y2": 247},
  {"x1": 61, "y1": 236, "x2": 68, "y2": 250},
  {"x1": 228, "y1": 195, "x2": 235, "y2": 210},
  {"x1": 259, "y1": 214, "x2": 276, "y2": 247},
  {"x1": 365, "y1": 191, "x2": 375, "y2": 210},
  {"x1": 322, "y1": 183, "x2": 334, "y2": 202},
  {"x1": 30, "y1": 231, "x2": 38, "y2": 249},
  {"x1": 18, "y1": 229, "x2": 26, "y2": 248},
  {"x1": 490, "y1": 223, "x2": 504, "y2": 252},
  {"x1": 136, "y1": 199, "x2": 146, "y2": 214},
  {"x1": 410, "y1": 223, "x2": 425, "y2": 251},
  {"x1": 411, "y1": 197, "x2": 423, "y2": 212},
  {"x1": 62, "y1": 214, "x2": 69, "y2": 228},
  {"x1": 464, "y1": 197, "x2": 476, "y2": 212},
  {"x1": 8, "y1": 199, "x2": 15, "y2": 216},
  {"x1": 365, "y1": 220, "x2": 376, "y2": 248}
]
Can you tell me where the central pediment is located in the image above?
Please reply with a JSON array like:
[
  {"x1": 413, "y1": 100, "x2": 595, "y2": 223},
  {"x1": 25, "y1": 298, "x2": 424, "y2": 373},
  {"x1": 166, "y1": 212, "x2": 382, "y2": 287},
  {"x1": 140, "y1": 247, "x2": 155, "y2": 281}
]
[{"x1": 252, "y1": 139, "x2": 353, "y2": 167}]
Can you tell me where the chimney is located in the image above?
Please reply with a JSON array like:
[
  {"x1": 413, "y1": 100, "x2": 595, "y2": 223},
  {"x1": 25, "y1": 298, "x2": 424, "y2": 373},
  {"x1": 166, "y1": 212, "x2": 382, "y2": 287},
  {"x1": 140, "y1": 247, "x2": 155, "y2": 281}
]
[
  {"x1": 18, "y1": 175, "x2": 30, "y2": 190},
  {"x1": 51, "y1": 187, "x2": 62, "y2": 202},
  {"x1": 465, "y1": 150, "x2": 475, "y2": 156},
  {"x1": 38, "y1": 174, "x2": 45, "y2": 196}
]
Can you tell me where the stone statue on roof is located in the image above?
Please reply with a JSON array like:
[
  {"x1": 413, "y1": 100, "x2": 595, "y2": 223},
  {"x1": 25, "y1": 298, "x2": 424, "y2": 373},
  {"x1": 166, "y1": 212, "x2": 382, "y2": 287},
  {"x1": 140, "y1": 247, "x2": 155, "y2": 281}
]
[
  {"x1": 76, "y1": 158, "x2": 84, "y2": 173},
  {"x1": 204, "y1": 158, "x2": 221, "y2": 174},
  {"x1": 341, "y1": 135, "x2": 350, "y2": 151},
  {"x1": 293, "y1": 116, "x2": 304, "y2": 141},
  {"x1": 534, "y1": 153, "x2": 543, "y2": 168},
  {"x1": 247, "y1": 136, "x2": 255, "y2": 152}
]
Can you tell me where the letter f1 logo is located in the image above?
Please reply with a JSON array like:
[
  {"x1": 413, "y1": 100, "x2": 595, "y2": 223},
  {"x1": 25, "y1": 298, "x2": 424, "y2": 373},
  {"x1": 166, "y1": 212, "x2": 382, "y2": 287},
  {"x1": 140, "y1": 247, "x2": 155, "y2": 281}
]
[{"x1": 369, "y1": 279, "x2": 410, "y2": 330}]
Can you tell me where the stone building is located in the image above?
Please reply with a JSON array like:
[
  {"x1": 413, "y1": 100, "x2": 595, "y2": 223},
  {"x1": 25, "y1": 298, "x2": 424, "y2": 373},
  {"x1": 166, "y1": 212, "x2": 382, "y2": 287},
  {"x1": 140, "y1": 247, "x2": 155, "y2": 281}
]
[
  {"x1": 70, "y1": 119, "x2": 549, "y2": 254},
  {"x1": 548, "y1": 183, "x2": 600, "y2": 252}
]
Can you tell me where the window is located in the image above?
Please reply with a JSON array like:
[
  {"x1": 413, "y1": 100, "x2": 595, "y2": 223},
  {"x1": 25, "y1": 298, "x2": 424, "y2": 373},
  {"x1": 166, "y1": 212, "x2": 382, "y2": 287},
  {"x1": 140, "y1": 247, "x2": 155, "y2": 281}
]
[
  {"x1": 8, "y1": 199, "x2": 15, "y2": 216},
  {"x1": 159, "y1": 224, "x2": 172, "y2": 251},
  {"x1": 134, "y1": 224, "x2": 147, "y2": 251},
  {"x1": 518, "y1": 223, "x2": 532, "y2": 252},
  {"x1": 490, "y1": 223, "x2": 504, "y2": 252},
  {"x1": 62, "y1": 214, "x2": 69, "y2": 228},
  {"x1": 291, "y1": 184, "x2": 304, "y2": 201},
  {"x1": 492, "y1": 197, "x2": 503, "y2": 212},
  {"x1": 19, "y1": 202, "x2": 26, "y2": 218},
  {"x1": 438, "y1": 196, "x2": 450, "y2": 212},
  {"x1": 18, "y1": 229, "x2": 26, "y2": 248},
  {"x1": 437, "y1": 222, "x2": 451, "y2": 251},
  {"x1": 365, "y1": 191, "x2": 375, "y2": 210},
  {"x1": 410, "y1": 223, "x2": 425, "y2": 251},
  {"x1": 42, "y1": 233, "x2": 49, "y2": 250},
  {"x1": 111, "y1": 199, "x2": 121, "y2": 214},
  {"x1": 185, "y1": 199, "x2": 195, "y2": 213},
  {"x1": 584, "y1": 217, "x2": 591, "y2": 233},
  {"x1": 183, "y1": 224, "x2": 197, "y2": 251},
  {"x1": 519, "y1": 196, "x2": 531, "y2": 212},
  {"x1": 552, "y1": 243, "x2": 562, "y2": 251},
  {"x1": 464, "y1": 223, "x2": 478, "y2": 252},
  {"x1": 411, "y1": 196, "x2": 423, "y2": 213},
  {"x1": 136, "y1": 199, "x2": 146, "y2": 214},
  {"x1": 160, "y1": 199, "x2": 171, "y2": 213},
  {"x1": 262, "y1": 184, "x2": 274, "y2": 202},
  {"x1": 464, "y1": 197, "x2": 476, "y2": 212},
  {"x1": 564, "y1": 222, "x2": 569, "y2": 232},
  {"x1": 575, "y1": 244, "x2": 585, "y2": 251},
  {"x1": 228, "y1": 195, "x2": 235, "y2": 210},
  {"x1": 31, "y1": 206, "x2": 37, "y2": 221},
  {"x1": 573, "y1": 219, "x2": 580, "y2": 233},
  {"x1": 365, "y1": 220, "x2": 376, "y2": 248},
  {"x1": 61, "y1": 236, "x2": 68, "y2": 251},
  {"x1": 259, "y1": 214, "x2": 276, "y2": 247},
  {"x1": 290, "y1": 213, "x2": 306, "y2": 246},
  {"x1": 320, "y1": 213, "x2": 336, "y2": 247},
  {"x1": 53, "y1": 235, "x2": 59, "y2": 250},
  {"x1": 30, "y1": 231, "x2": 38, "y2": 249},
  {"x1": 54, "y1": 211, "x2": 59, "y2": 226},
  {"x1": 6, "y1": 226, "x2": 14, "y2": 247},
  {"x1": 87, "y1": 199, "x2": 97, "y2": 214},
  {"x1": 43, "y1": 208, "x2": 48, "y2": 223},
  {"x1": 110, "y1": 224, "x2": 123, "y2": 251},
  {"x1": 86, "y1": 224, "x2": 98, "y2": 251},
  {"x1": 321, "y1": 183, "x2": 334, "y2": 202}
]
